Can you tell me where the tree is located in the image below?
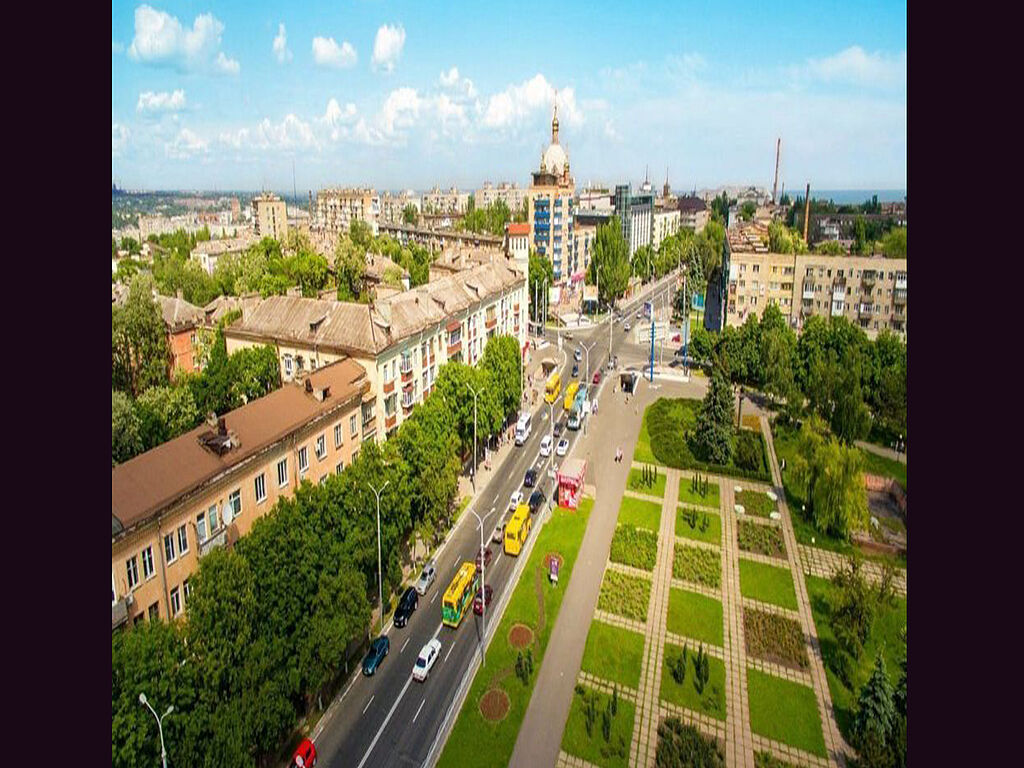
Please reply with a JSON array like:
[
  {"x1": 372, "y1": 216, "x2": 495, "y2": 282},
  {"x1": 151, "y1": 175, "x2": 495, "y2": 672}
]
[
  {"x1": 529, "y1": 249, "x2": 554, "y2": 323},
  {"x1": 112, "y1": 389, "x2": 143, "y2": 465},
  {"x1": 851, "y1": 654, "x2": 897, "y2": 768},
  {"x1": 830, "y1": 555, "x2": 876, "y2": 659},
  {"x1": 334, "y1": 236, "x2": 366, "y2": 302},
  {"x1": 655, "y1": 717, "x2": 724, "y2": 768},
  {"x1": 481, "y1": 335, "x2": 523, "y2": 420},
  {"x1": 740, "y1": 201, "x2": 756, "y2": 221},
  {"x1": 810, "y1": 436, "x2": 868, "y2": 539},
  {"x1": 122, "y1": 236, "x2": 142, "y2": 255},
  {"x1": 688, "y1": 325, "x2": 714, "y2": 365},
  {"x1": 588, "y1": 216, "x2": 630, "y2": 305},
  {"x1": 816, "y1": 240, "x2": 846, "y2": 255},
  {"x1": 632, "y1": 244, "x2": 655, "y2": 283},
  {"x1": 112, "y1": 274, "x2": 171, "y2": 397},
  {"x1": 402, "y1": 204, "x2": 419, "y2": 226},
  {"x1": 710, "y1": 192, "x2": 731, "y2": 222},
  {"x1": 852, "y1": 215, "x2": 868, "y2": 254},
  {"x1": 788, "y1": 415, "x2": 828, "y2": 509},
  {"x1": 693, "y1": 355, "x2": 734, "y2": 464},
  {"x1": 349, "y1": 220, "x2": 372, "y2": 250},
  {"x1": 228, "y1": 344, "x2": 281, "y2": 404},
  {"x1": 881, "y1": 227, "x2": 907, "y2": 259},
  {"x1": 135, "y1": 385, "x2": 201, "y2": 452}
]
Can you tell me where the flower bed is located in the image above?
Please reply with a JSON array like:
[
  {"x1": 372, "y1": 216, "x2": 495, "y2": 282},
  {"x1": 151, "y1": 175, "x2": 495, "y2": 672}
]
[
  {"x1": 737, "y1": 520, "x2": 786, "y2": 558},
  {"x1": 743, "y1": 608, "x2": 809, "y2": 669},
  {"x1": 676, "y1": 508, "x2": 721, "y2": 546},
  {"x1": 672, "y1": 543, "x2": 721, "y2": 589},
  {"x1": 598, "y1": 569, "x2": 651, "y2": 622},
  {"x1": 610, "y1": 525, "x2": 658, "y2": 571},
  {"x1": 735, "y1": 490, "x2": 776, "y2": 518}
]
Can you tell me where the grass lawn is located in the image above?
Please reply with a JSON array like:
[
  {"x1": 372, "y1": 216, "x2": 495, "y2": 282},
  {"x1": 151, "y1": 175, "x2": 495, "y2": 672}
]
[
  {"x1": 737, "y1": 520, "x2": 786, "y2": 559},
  {"x1": 675, "y1": 507, "x2": 721, "y2": 546},
  {"x1": 618, "y1": 496, "x2": 662, "y2": 532},
  {"x1": 735, "y1": 489, "x2": 776, "y2": 517},
  {"x1": 627, "y1": 467, "x2": 667, "y2": 498},
  {"x1": 805, "y1": 575, "x2": 907, "y2": 744},
  {"x1": 672, "y1": 543, "x2": 722, "y2": 589},
  {"x1": 580, "y1": 620, "x2": 646, "y2": 689},
  {"x1": 738, "y1": 559, "x2": 798, "y2": 611},
  {"x1": 858, "y1": 448, "x2": 907, "y2": 490},
  {"x1": 561, "y1": 687, "x2": 635, "y2": 768},
  {"x1": 678, "y1": 478, "x2": 720, "y2": 509},
  {"x1": 747, "y1": 668, "x2": 826, "y2": 757},
  {"x1": 598, "y1": 569, "x2": 652, "y2": 622},
  {"x1": 666, "y1": 587, "x2": 724, "y2": 646},
  {"x1": 633, "y1": 407, "x2": 660, "y2": 465},
  {"x1": 609, "y1": 525, "x2": 658, "y2": 572},
  {"x1": 660, "y1": 642, "x2": 727, "y2": 720},
  {"x1": 437, "y1": 498, "x2": 592, "y2": 768}
]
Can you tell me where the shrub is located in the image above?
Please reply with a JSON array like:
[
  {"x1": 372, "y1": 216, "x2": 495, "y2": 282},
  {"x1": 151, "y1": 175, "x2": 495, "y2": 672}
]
[
  {"x1": 734, "y1": 429, "x2": 766, "y2": 472},
  {"x1": 610, "y1": 524, "x2": 659, "y2": 571},
  {"x1": 598, "y1": 570, "x2": 652, "y2": 621},
  {"x1": 743, "y1": 608, "x2": 809, "y2": 669},
  {"x1": 830, "y1": 556, "x2": 876, "y2": 660},
  {"x1": 655, "y1": 717, "x2": 725, "y2": 768},
  {"x1": 735, "y1": 490, "x2": 776, "y2": 517},
  {"x1": 611, "y1": 684, "x2": 618, "y2": 717},
  {"x1": 673, "y1": 544, "x2": 721, "y2": 588},
  {"x1": 755, "y1": 751, "x2": 798, "y2": 768},
  {"x1": 737, "y1": 521, "x2": 786, "y2": 558},
  {"x1": 670, "y1": 643, "x2": 688, "y2": 684},
  {"x1": 601, "y1": 706, "x2": 612, "y2": 741}
]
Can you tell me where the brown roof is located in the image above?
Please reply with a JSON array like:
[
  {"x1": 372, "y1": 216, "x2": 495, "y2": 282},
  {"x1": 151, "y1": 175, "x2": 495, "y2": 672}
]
[
  {"x1": 111, "y1": 358, "x2": 369, "y2": 536},
  {"x1": 202, "y1": 293, "x2": 263, "y2": 328},
  {"x1": 677, "y1": 195, "x2": 707, "y2": 214},
  {"x1": 156, "y1": 295, "x2": 204, "y2": 332},
  {"x1": 191, "y1": 233, "x2": 258, "y2": 256},
  {"x1": 507, "y1": 222, "x2": 530, "y2": 235}
]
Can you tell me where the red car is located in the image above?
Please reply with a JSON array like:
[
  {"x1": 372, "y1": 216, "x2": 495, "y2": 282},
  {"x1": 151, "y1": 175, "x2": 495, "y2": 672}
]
[
  {"x1": 475, "y1": 546, "x2": 493, "y2": 569},
  {"x1": 291, "y1": 738, "x2": 317, "y2": 768},
  {"x1": 592, "y1": 370, "x2": 602, "y2": 384},
  {"x1": 473, "y1": 584, "x2": 494, "y2": 615}
]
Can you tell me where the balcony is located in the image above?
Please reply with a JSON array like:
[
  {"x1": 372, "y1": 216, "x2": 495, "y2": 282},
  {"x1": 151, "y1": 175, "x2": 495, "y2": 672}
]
[
  {"x1": 861, "y1": 271, "x2": 877, "y2": 287},
  {"x1": 382, "y1": 379, "x2": 395, "y2": 394},
  {"x1": 401, "y1": 367, "x2": 413, "y2": 384},
  {"x1": 858, "y1": 303, "x2": 875, "y2": 317},
  {"x1": 485, "y1": 316, "x2": 497, "y2": 330},
  {"x1": 385, "y1": 413, "x2": 397, "y2": 430},
  {"x1": 199, "y1": 526, "x2": 228, "y2": 557},
  {"x1": 832, "y1": 283, "x2": 847, "y2": 301},
  {"x1": 399, "y1": 358, "x2": 413, "y2": 375},
  {"x1": 893, "y1": 289, "x2": 907, "y2": 304},
  {"x1": 112, "y1": 597, "x2": 131, "y2": 631},
  {"x1": 895, "y1": 275, "x2": 907, "y2": 290},
  {"x1": 402, "y1": 391, "x2": 415, "y2": 409}
]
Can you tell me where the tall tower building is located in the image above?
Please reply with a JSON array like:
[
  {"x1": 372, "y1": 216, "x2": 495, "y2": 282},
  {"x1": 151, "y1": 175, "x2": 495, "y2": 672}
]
[{"x1": 528, "y1": 105, "x2": 577, "y2": 284}]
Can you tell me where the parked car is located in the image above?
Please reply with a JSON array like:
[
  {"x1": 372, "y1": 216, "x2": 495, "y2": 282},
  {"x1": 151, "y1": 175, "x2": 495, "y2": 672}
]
[
  {"x1": 528, "y1": 490, "x2": 546, "y2": 515},
  {"x1": 556, "y1": 438, "x2": 569, "y2": 457},
  {"x1": 492, "y1": 521, "x2": 505, "y2": 543},
  {"x1": 553, "y1": 419, "x2": 565, "y2": 437},
  {"x1": 593, "y1": 370, "x2": 602, "y2": 385},
  {"x1": 624, "y1": 322, "x2": 631, "y2": 332},
  {"x1": 539, "y1": 434, "x2": 553, "y2": 457},
  {"x1": 607, "y1": 356, "x2": 617, "y2": 370},
  {"x1": 524, "y1": 468, "x2": 538, "y2": 487},
  {"x1": 571, "y1": 362, "x2": 579, "y2": 377},
  {"x1": 415, "y1": 561, "x2": 436, "y2": 595},
  {"x1": 476, "y1": 546, "x2": 493, "y2": 569},
  {"x1": 473, "y1": 584, "x2": 495, "y2": 615},
  {"x1": 509, "y1": 490, "x2": 524, "y2": 510},
  {"x1": 362, "y1": 635, "x2": 390, "y2": 676},
  {"x1": 412, "y1": 639, "x2": 442, "y2": 682},
  {"x1": 574, "y1": 348, "x2": 582, "y2": 362},
  {"x1": 290, "y1": 738, "x2": 317, "y2": 768},
  {"x1": 393, "y1": 586, "x2": 418, "y2": 628}
]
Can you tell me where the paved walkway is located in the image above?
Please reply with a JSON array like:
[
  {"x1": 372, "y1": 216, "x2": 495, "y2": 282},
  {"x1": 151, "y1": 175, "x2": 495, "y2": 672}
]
[
  {"x1": 854, "y1": 439, "x2": 906, "y2": 465},
  {"x1": 798, "y1": 544, "x2": 907, "y2": 597}
]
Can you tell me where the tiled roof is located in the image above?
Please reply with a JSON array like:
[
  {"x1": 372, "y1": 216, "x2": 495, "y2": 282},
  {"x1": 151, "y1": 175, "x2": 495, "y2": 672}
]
[{"x1": 156, "y1": 295, "x2": 204, "y2": 332}]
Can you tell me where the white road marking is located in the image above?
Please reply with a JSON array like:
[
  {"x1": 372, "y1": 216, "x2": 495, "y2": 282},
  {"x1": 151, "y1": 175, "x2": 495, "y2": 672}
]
[
  {"x1": 413, "y1": 697, "x2": 426, "y2": 724},
  {"x1": 430, "y1": 591, "x2": 438, "y2": 605},
  {"x1": 340, "y1": 675, "x2": 358, "y2": 702},
  {"x1": 401, "y1": 636, "x2": 410, "y2": 653},
  {"x1": 355, "y1": 674, "x2": 414, "y2": 768},
  {"x1": 362, "y1": 695, "x2": 375, "y2": 715},
  {"x1": 444, "y1": 639, "x2": 457, "y2": 663}
]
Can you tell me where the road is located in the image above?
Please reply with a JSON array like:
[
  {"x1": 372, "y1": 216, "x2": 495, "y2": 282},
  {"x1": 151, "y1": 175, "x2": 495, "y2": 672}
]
[{"x1": 310, "y1": 273, "x2": 680, "y2": 768}]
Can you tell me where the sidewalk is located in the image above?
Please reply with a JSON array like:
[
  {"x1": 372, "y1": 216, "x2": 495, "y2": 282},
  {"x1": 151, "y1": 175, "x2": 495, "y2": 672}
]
[{"x1": 854, "y1": 440, "x2": 907, "y2": 465}]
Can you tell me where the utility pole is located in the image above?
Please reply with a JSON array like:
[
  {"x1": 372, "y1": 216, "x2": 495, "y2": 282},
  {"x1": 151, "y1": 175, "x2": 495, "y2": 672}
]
[
  {"x1": 469, "y1": 506, "x2": 496, "y2": 667},
  {"x1": 138, "y1": 693, "x2": 173, "y2": 768},
  {"x1": 368, "y1": 480, "x2": 390, "y2": 634},
  {"x1": 467, "y1": 382, "x2": 484, "y2": 492},
  {"x1": 803, "y1": 182, "x2": 811, "y2": 242}
]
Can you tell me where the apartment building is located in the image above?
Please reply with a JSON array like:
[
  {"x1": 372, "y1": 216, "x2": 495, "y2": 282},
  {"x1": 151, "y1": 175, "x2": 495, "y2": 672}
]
[
  {"x1": 677, "y1": 195, "x2": 710, "y2": 234},
  {"x1": 314, "y1": 188, "x2": 379, "y2": 237},
  {"x1": 422, "y1": 185, "x2": 470, "y2": 216},
  {"x1": 652, "y1": 205, "x2": 681, "y2": 250},
  {"x1": 112, "y1": 359, "x2": 370, "y2": 631},
  {"x1": 614, "y1": 182, "x2": 654, "y2": 258},
  {"x1": 528, "y1": 106, "x2": 576, "y2": 283},
  {"x1": 190, "y1": 233, "x2": 258, "y2": 275},
  {"x1": 380, "y1": 191, "x2": 421, "y2": 224},
  {"x1": 155, "y1": 293, "x2": 205, "y2": 376},
  {"x1": 506, "y1": 222, "x2": 529, "y2": 279},
  {"x1": 252, "y1": 193, "x2": 289, "y2": 241},
  {"x1": 224, "y1": 261, "x2": 528, "y2": 439},
  {"x1": 476, "y1": 181, "x2": 528, "y2": 214}
]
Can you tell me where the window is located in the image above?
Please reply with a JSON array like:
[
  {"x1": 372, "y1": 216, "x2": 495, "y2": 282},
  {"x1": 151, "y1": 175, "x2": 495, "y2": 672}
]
[
  {"x1": 178, "y1": 525, "x2": 188, "y2": 555},
  {"x1": 197, "y1": 512, "x2": 207, "y2": 543},
  {"x1": 164, "y1": 532, "x2": 177, "y2": 563},
  {"x1": 319, "y1": 474, "x2": 328, "y2": 486},
  {"x1": 351, "y1": 448, "x2": 359, "y2": 463},
  {"x1": 277, "y1": 458, "x2": 289, "y2": 487},
  {"x1": 283, "y1": 354, "x2": 293, "y2": 377},
  {"x1": 228, "y1": 489, "x2": 241, "y2": 517},
  {"x1": 126, "y1": 556, "x2": 139, "y2": 590},
  {"x1": 298, "y1": 447, "x2": 309, "y2": 474},
  {"x1": 183, "y1": 579, "x2": 192, "y2": 601},
  {"x1": 315, "y1": 434, "x2": 326, "y2": 460},
  {"x1": 350, "y1": 414, "x2": 358, "y2": 438},
  {"x1": 334, "y1": 423, "x2": 343, "y2": 448},
  {"x1": 336, "y1": 462, "x2": 343, "y2": 475},
  {"x1": 141, "y1": 546, "x2": 154, "y2": 579},
  {"x1": 383, "y1": 364, "x2": 392, "y2": 383},
  {"x1": 209, "y1": 503, "x2": 219, "y2": 532},
  {"x1": 753, "y1": 264, "x2": 760, "y2": 273},
  {"x1": 170, "y1": 587, "x2": 181, "y2": 617},
  {"x1": 385, "y1": 394, "x2": 397, "y2": 417},
  {"x1": 149, "y1": 603, "x2": 160, "y2": 621},
  {"x1": 255, "y1": 473, "x2": 267, "y2": 503}
]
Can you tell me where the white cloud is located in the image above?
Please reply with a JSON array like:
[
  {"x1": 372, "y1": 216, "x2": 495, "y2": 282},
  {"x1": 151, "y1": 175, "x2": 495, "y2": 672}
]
[
  {"x1": 273, "y1": 22, "x2": 292, "y2": 63},
  {"x1": 319, "y1": 98, "x2": 359, "y2": 141},
  {"x1": 372, "y1": 24, "x2": 406, "y2": 73},
  {"x1": 439, "y1": 66, "x2": 477, "y2": 98},
  {"x1": 482, "y1": 74, "x2": 583, "y2": 130},
  {"x1": 312, "y1": 36, "x2": 357, "y2": 68},
  {"x1": 112, "y1": 40, "x2": 124, "y2": 54},
  {"x1": 137, "y1": 89, "x2": 187, "y2": 113},
  {"x1": 127, "y1": 5, "x2": 239, "y2": 75},
  {"x1": 166, "y1": 128, "x2": 208, "y2": 159},
  {"x1": 112, "y1": 123, "x2": 130, "y2": 156},
  {"x1": 379, "y1": 87, "x2": 422, "y2": 135},
  {"x1": 666, "y1": 52, "x2": 707, "y2": 79},
  {"x1": 803, "y1": 46, "x2": 906, "y2": 89}
]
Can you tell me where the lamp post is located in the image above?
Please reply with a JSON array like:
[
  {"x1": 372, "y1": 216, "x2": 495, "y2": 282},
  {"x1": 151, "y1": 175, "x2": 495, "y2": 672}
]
[
  {"x1": 581, "y1": 340, "x2": 597, "y2": 384},
  {"x1": 469, "y1": 505, "x2": 498, "y2": 667},
  {"x1": 367, "y1": 479, "x2": 390, "y2": 635},
  {"x1": 467, "y1": 382, "x2": 484, "y2": 492},
  {"x1": 139, "y1": 693, "x2": 173, "y2": 768}
]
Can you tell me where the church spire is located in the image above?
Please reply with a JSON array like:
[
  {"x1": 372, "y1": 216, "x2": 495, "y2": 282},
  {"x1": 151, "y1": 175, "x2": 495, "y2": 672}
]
[{"x1": 551, "y1": 99, "x2": 560, "y2": 144}]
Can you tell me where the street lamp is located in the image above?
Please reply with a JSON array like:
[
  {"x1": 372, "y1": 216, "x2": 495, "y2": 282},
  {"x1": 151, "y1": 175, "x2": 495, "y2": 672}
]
[
  {"x1": 367, "y1": 479, "x2": 390, "y2": 635},
  {"x1": 581, "y1": 340, "x2": 597, "y2": 384},
  {"x1": 139, "y1": 693, "x2": 173, "y2": 768},
  {"x1": 467, "y1": 382, "x2": 485, "y2": 492},
  {"x1": 469, "y1": 505, "x2": 498, "y2": 667}
]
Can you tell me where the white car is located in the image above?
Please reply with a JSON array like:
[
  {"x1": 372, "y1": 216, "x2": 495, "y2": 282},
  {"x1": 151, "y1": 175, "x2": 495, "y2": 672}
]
[
  {"x1": 492, "y1": 522, "x2": 505, "y2": 544},
  {"x1": 413, "y1": 639, "x2": 442, "y2": 682},
  {"x1": 556, "y1": 438, "x2": 569, "y2": 457},
  {"x1": 539, "y1": 434, "x2": 553, "y2": 458},
  {"x1": 509, "y1": 490, "x2": 524, "y2": 510},
  {"x1": 414, "y1": 562, "x2": 437, "y2": 595},
  {"x1": 574, "y1": 349, "x2": 582, "y2": 362}
]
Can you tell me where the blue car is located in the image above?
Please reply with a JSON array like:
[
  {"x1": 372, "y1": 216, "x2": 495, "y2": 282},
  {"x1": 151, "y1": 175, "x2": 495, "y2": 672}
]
[{"x1": 362, "y1": 635, "x2": 390, "y2": 676}]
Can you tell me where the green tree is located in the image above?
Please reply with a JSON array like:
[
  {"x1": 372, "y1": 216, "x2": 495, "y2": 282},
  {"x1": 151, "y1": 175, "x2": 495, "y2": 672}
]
[
  {"x1": 588, "y1": 216, "x2": 630, "y2": 305},
  {"x1": 693, "y1": 355, "x2": 734, "y2": 464},
  {"x1": 135, "y1": 385, "x2": 201, "y2": 451},
  {"x1": 815, "y1": 240, "x2": 846, "y2": 255},
  {"x1": 811, "y1": 439, "x2": 869, "y2": 539},
  {"x1": 334, "y1": 236, "x2": 366, "y2": 302},
  {"x1": 402, "y1": 204, "x2": 419, "y2": 226},
  {"x1": 852, "y1": 215, "x2": 868, "y2": 254},
  {"x1": 481, "y1": 334, "x2": 523, "y2": 419},
  {"x1": 710, "y1": 192, "x2": 731, "y2": 222},
  {"x1": 851, "y1": 654, "x2": 897, "y2": 768},
  {"x1": 632, "y1": 244, "x2": 655, "y2": 282},
  {"x1": 112, "y1": 389, "x2": 143, "y2": 465},
  {"x1": 881, "y1": 227, "x2": 906, "y2": 259},
  {"x1": 112, "y1": 274, "x2": 171, "y2": 397},
  {"x1": 528, "y1": 249, "x2": 554, "y2": 322},
  {"x1": 349, "y1": 220, "x2": 373, "y2": 250},
  {"x1": 228, "y1": 344, "x2": 281, "y2": 404},
  {"x1": 655, "y1": 717, "x2": 724, "y2": 768},
  {"x1": 122, "y1": 236, "x2": 142, "y2": 255},
  {"x1": 830, "y1": 555, "x2": 876, "y2": 659},
  {"x1": 740, "y1": 201, "x2": 756, "y2": 221}
]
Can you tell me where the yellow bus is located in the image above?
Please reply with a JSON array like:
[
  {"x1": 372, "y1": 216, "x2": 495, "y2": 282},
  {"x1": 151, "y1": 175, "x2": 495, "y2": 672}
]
[
  {"x1": 563, "y1": 380, "x2": 581, "y2": 412},
  {"x1": 504, "y1": 504, "x2": 533, "y2": 556},
  {"x1": 544, "y1": 371, "x2": 562, "y2": 404},
  {"x1": 442, "y1": 562, "x2": 480, "y2": 628}
]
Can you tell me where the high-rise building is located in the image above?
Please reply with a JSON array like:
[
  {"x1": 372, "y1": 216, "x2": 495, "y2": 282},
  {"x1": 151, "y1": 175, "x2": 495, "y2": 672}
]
[
  {"x1": 314, "y1": 188, "x2": 378, "y2": 237},
  {"x1": 613, "y1": 182, "x2": 654, "y2": 258},
  {"x1": 528, "y1": 105, "x2": 577, "y2": 283},
  {"x1": 252, "y1": 193, "x2": 289, "y2": 241},
  {"x1": 476, "y1": 181, "x2": 528, "y2": 215}
]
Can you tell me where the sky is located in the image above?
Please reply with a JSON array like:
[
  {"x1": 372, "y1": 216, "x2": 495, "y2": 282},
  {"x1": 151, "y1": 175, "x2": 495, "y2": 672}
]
[{"x1": 111, "y1": 1, "x2": 907, "y2": 194}]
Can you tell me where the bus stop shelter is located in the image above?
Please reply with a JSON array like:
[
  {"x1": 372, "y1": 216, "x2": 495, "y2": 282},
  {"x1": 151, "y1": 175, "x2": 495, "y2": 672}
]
[
  {"x1": 557, "y1": 457, "x2": 587, "y2": 509},
  {"x1": 620, "y1": 370, "x2": 639, "y2": 394}
]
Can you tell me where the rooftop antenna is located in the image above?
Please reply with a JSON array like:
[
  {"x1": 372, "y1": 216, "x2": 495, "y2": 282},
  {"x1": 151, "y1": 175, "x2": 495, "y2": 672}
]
[{"x1": 772, "y1": 138, "x2": 781, "y2": 204}]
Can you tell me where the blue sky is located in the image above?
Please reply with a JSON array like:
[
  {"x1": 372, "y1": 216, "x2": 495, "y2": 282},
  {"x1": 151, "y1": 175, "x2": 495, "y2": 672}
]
[{"x1": 112, "y1": 1, "x2": 907, "y2": 193}]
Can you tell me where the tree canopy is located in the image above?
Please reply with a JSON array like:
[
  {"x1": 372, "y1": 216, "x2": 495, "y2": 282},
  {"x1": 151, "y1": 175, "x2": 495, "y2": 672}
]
[{"x1": 587, "y1": 216, "x2": 630, "y2": 305}]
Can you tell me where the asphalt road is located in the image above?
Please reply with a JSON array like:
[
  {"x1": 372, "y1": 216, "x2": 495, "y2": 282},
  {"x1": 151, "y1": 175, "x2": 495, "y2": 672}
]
[{"x1": 311, "y1": 273, "x2": 680, "y2": 768}]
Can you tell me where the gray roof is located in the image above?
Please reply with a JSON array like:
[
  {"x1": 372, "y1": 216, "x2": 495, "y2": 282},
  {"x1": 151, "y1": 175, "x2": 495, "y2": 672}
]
[{"x1": 155, "y1": 295, "x2": 204, "y2": 332}]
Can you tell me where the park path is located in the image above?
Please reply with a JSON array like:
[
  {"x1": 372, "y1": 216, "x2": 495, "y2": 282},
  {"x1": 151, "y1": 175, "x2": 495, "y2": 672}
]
[{"x1": 854, "y1": 439, "x2": 906, "y2": 465}]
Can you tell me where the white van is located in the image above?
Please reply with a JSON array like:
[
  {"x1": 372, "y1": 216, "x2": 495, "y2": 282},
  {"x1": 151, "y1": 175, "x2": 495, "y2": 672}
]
[
  {"x1": 539, "y1": 434, "x2": 553, "y2": 457},
  {"x1": 515, "y1": 412, "x2": 532, "y2": 445}
]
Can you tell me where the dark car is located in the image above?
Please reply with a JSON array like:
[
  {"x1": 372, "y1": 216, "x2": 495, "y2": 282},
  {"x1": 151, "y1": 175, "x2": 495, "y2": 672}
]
[
  {"x1": 362, "y1": 635, "x2": 390, "y2": 676},
  {"x1": 571, "y1": 362, "x2": 579, "y2": 377},
  {"x1": 475, "y1": 546, "x2": 493, "y2": 569},
  {"x1": 473, "y1": 584, "x2": 494, "y2": 615},
  {"x1": 524, "y1": 468, "x2": 538, "y2": 487},
  {"x1": 393, "y1": 586, "x2": 418, "y2": 628},
  {"x1": 528, "y1": 490, "x2": 546, "y2": 515},
  {"x1": 593, "y1": 369, "x2": 602, "y2": 384},
  {"x1": 553, "y1": 419, "x2": 565, "y2": 437},
  {"x1": 290, "y1": 738, "x2": 317, "y2": 767}
]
